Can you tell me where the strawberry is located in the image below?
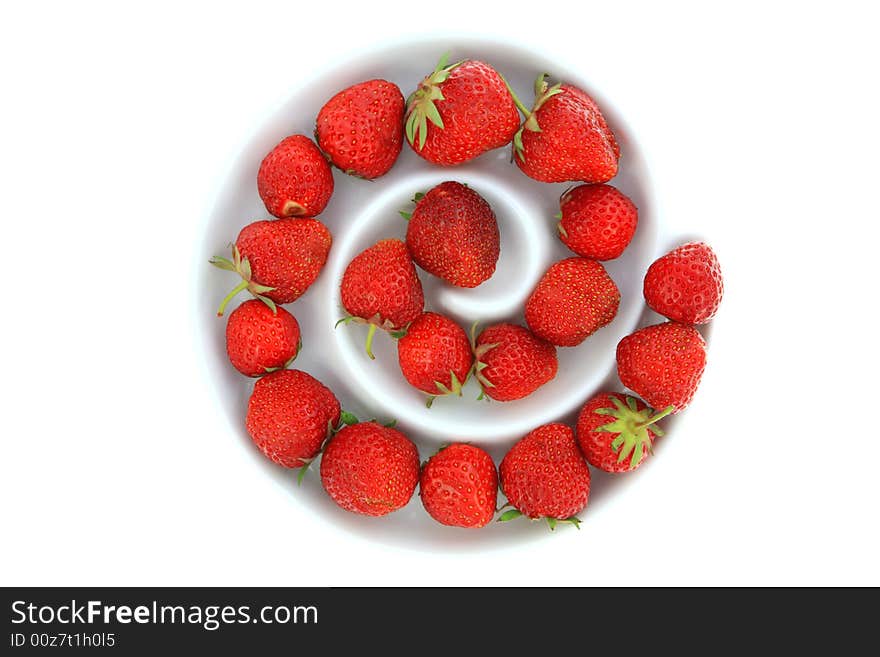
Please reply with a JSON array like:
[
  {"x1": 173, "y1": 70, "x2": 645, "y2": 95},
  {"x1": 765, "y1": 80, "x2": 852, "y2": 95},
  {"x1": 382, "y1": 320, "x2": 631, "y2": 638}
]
[
  {"x1": 525, "y1": 257, "x2": 620, "y2": 347},
  {"x1": 473, "y1": 323, "x2": 557, "y2": 401},
  {"x1": 403, "y1": 181, "x2": 500, "y2": 287},
  {"x1": 257, "y1": 134, "x2": 334, "y2": 218},
  {"x1": 339, "y1": 239, "x2": 425, "y2": 359},
  {"x1": 576, "y1": 392, "x2": 673, "y2": 473},
  {"x1": 616, "y1": 322, "x2": 707, "y2": 412},
  {"x1": 419, "y1": 443, "x2": 498, "y2": 528},
  {"x1": 405, "y1": 54, "x2": 520, "y2": 166},
  {"x1": 320, "y1": 421, "x2": 420, "y2": 516},
  {"x1": 557, "y1": 184, "x2": 638, "y2": 260},
  {"x1": 245, "y1": 369, "x2": 341, "y2": 468},
  {"x1": 396, "y1": 312, "x2": 473, "y2": 407},
  {"x1": 225, "y1": 299, "x2": 301, "y2": 377},
  {"x1": 514, "y1": 74, "x2": 619, "y2": 183},
  {"x1": 315, "y1": 79, "x2": 405, "y2": 179},
  {"x1": 210, "y1": 218, "x2": 332, "y2": 315},
  {"x1": 499, "y1": 423, "x2": 590, "y2": 528},
  {"x1": 644, "y1": 242, "x2": 724, "y2": 324}
]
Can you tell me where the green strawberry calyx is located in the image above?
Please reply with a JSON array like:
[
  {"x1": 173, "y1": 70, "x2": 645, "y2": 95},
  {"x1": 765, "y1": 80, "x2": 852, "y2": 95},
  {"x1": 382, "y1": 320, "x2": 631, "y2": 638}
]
[
  {"x1": 335, "y1": 313, "x2": 405, "y2": 360},
  {"x1": 512, "y1": 73, "x2": 564, "y2": 162},
  {"x1": 398, "y1": 192, "x2": 425, "y2": 220},
  {"x1": 209, "y1": 244, "x2": 277, "y2": 316},
  {"x1": 594, "y1": 396, "x2": 675, "y2": 469},
  {"x1": 295, "y1": 456, "x2": 316, "y2": 486},
  {"x1": 262, "y1": 349, "x2": 299, "y2": 374},
  {"x1": 554, "y1": 211, "x2": 568, "y2": 238},
  {"x1": 556, "y1": 186, "x2": 579, "y2": 237},
  {"x1": 469, "y1": 321, "x2": 498, "y2": 394},
  {"x1": 425, "y1": 370, "x2": 466, "y2": 408},
  {"x1": 496, "y1": 506, "x2": 581, "y2": 531},
  {"x1": 405, "y1": 52, "x2": 464, "y2": 150}
]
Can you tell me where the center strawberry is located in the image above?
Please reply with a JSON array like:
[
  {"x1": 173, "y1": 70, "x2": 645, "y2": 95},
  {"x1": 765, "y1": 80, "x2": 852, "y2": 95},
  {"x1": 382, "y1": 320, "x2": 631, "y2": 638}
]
[{"x1": 404, "y1": 181, "x2": 500, "y2": 288}]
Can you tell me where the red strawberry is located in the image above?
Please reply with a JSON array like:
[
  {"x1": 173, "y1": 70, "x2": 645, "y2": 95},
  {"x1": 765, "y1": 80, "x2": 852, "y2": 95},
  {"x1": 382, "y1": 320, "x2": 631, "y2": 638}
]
[
  {"x1": 396, "y1": 312, "x2": 473, "y2": 406},
  {"x1": 315, "y1": 79, "x2": 405, "y2": 179},
  {"x1": 557, "y1": 184, "x2": 638, "y2": 260},
  {"x1": 616, "y1": 322, "x2": 707, "y2": 412},
  {"x1": 403, "y1": 181, "x2": 500, "y2": 287},
  {"x1": 257, "y1": 134, "x2": 334, "y2": 218},
  {"x1": 339, "y1": 239, "x2": 425, "y2": 359},
  {"x1": 210, "y1": 218, "x2": 332, "y2": 315},
  {"x1": 499, "y1": 423, "x2": 590, "y2": 528},
  {"x1": 405, "y1": 55, "x2": 520, "y2": 166},
  {"x1": 473, "y1": 323, "x2": 557, "y2": 401},
  {"x1": 320, "y1": 421, "x2": 420, "y2": 516},
  {"x1": 525, "y1": 257, "x2": 620, "y2": 347},
  {"x1": 226, "y1": 299, "x2": 301, "y2": 377},
  {"x1": 420, "y1": 443, "x2": 498, "y2": 528},
  {"x1": 644, "y1": 242, "x2": 724, "y2": 324},
  {"x1": 576, "y1": 392, "x2": 673, "y2": 473},
  {"x1": 245, "y1": 369, "x2": 341, "y2": 468},
  {"x1": 514, "y1": 75, "x2": 619, "y2": 183}
]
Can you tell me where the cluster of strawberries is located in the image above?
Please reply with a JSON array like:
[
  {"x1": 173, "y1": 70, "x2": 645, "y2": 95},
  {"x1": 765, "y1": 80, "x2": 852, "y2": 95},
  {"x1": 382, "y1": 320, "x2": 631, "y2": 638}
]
[{"x1": 210, "y1": 54, "x2": 724, "y2": 529}]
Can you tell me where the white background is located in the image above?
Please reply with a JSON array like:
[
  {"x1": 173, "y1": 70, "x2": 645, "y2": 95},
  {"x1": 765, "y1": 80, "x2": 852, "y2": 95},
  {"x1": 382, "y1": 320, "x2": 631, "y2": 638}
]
[{"x1": 1, "y1": 1, "x2": 878, "y2": 586}]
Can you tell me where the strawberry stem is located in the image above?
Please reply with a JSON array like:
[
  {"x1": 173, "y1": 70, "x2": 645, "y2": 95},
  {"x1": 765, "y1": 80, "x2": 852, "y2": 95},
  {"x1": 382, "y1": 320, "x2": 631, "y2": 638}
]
[
  {"x1": 637, "y1": 405, "x2": 675, "y2": 429},
  {"x1": 365, "y1": 323, "x2": 378, "y2": 360},
  {"x1": 500, "y1": 74, "x2": 531, "y2": 118},
  {"x1": 217, "y1": 280, "x2": 248, "y2": 317}
]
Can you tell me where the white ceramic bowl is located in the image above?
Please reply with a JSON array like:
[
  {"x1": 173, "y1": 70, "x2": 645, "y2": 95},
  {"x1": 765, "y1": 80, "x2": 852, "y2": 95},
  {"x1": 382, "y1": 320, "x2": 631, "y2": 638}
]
[{"x1": 198, "y1": 36, "x2": 676, "y2": 548}]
